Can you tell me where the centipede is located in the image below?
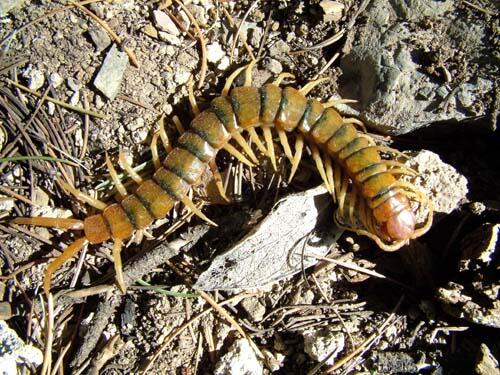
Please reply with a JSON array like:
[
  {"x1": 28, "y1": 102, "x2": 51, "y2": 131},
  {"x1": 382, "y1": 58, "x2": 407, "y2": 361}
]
[{"x1": 12, "y1": 63, "x2": 433, "y2": 294}]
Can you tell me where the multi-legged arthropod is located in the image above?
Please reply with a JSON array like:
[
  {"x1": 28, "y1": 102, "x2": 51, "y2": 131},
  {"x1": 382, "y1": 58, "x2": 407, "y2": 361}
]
[{"x1": 13, "y1": 64, "x2": 433, "y2": 293}]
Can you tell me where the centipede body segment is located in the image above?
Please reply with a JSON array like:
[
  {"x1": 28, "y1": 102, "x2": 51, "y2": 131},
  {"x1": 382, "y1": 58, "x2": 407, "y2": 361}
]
[{"x1": 12, "y1": 67, "x2": 433, "y2": 294}]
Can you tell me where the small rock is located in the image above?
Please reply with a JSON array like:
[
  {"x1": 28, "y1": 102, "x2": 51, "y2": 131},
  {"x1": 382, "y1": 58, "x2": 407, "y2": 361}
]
[
  {"x1": 240, "y1": 297, "x2": 266, "y2": 322},
  {"x1": 143, "y1": 24, "x2": 158, "y2": 39},
  {"x1": 93, "y1": 44, "x2": 129, "y2": 100},
  {"x1": 174, "y1": 71, "x2": 190, "y2": 85},
  {"x1": 69, "y1": 91, "x2": 79, "y2": 106},
  {"x1": 22, "y1": 66, "x2": 44, "y2": 91},
  {"x1": 405, "y1": 150, "x2": 468, "y2": 214},
  {"x1": 265, "y1": 58, "x2": 282, "y2": 75},
  {"x1": 249, "y1": 27, "x2": 263, "y2": 48},
  {"x1": 207, "y1": 42, "x2": 225, "y2": 63},
  {"x1": 0, "y1": 302, "x2": 11, "y2": 320},
  {"x1": 269, "y1": 40, "x2": 290, "y2": 59},
  {"x1": 0, "y1": 320, "x2": 43, "y2": 374},
  {"x1": 460, "y1": 223, "x2": 498, "y2": 272},
  {"x1": 214, "y1": 339, "x2": 263, "y2": 375},
  {"x1": 303, "y1": 329, "x2": 345, "y2": 366},
  {"x1": 88, "y1": 27, "x2": 112, "y2": 51},
  {"x1": 320, "y1": 1, "x2": 344, "y2": 22},
  {"x1": 153, "y1": 9, "x2": 179, "y2": 35},
  {"x1": 47, "y1": 101, "x2": 55, "y2": 115},
  {"x1": 158, "y1": 31, "x2": 181, "y2": 46},
  {"x1": 67, "y1": 77, "x2": 81, "y2": 92},
  {"x1": 127, "y1": 117, "x2": 145, "y2": 132},
  {"x1": 371, "y1": 351, "x2": 420, "y2": 373},
  {"x1": 217, "y1": 56, "x2": 230, "y2": 71},
  {"x1": 475, "y1": 343, "x2": 500, "y2": 375},
  {"x1": 49, "y1": 72, "x2": 63, "y2": 88},
  {"x1": 0, "y1": 196, "x2": 15, "y2": 212},
  {"x1": 0, "y1": 0, "x2": 26, "y2": 16}
]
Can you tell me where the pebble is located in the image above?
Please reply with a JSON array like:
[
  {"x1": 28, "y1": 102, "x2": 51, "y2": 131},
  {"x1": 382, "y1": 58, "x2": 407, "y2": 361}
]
[
  {"x1": 265, "y1": 58, "x2": 282, "y2": 75},
  {"x1": 22, "y1": 66, "x2": 44, "y2": 91},
  {"x1": 153, "y1": 9, "x2": 180, "y2": 35},
  {"x1": 475, "y1": 343, "x2": 499, "y2": 375},
  {"x1": 217, "y1": 56, "x2": 230, "y2": 71},
  {"x1": 67, "y1": 77, "x2": 81, "y2": 92},
  {"x1": 240, "y1": 297, "x2": 266, "y2": 322},
  {"x1": 93, "y1": 44, "x2": 129, "y2": 100},
  {"x1": 158, "y1": 31, "x2": 181, "y2": 46},
  {"x1": 88, "y1": 26, "x2": 112, "y2": 51},
  {"x1": 0, "y1": 196, "x2": 14, "y2": 212},
  {"x1": 320, "y1": 1, "x2": 344, "y2": 22},
  {"x1": 303, "y1": 329, "x2": 345, "y2": 366},
  {"x1": 49, "y1": 72, "x2": 63, "y2": 88},
  {"x1": 174, "y1": 70, "x2": 191, "y2": 85},
  {"x1": 214, "y1": 339, "x2": 263, "y2": 375},
  {"x1": 0, "y1": 320, "x2": 43, "y2": 374},
  {"x1": 143, "y1": 24, "x2": 158, "y2": 39},
  {"x1": 206, "y1": 42, "x2": 225, "y2": 63},
  {"x1": 0, "y1": 0, "x2": 26, "y2": 16}
]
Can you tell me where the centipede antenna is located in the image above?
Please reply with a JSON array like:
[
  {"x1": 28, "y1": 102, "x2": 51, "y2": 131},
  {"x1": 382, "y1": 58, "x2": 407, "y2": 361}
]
[
  {"x1": 277, "y1": 129, "x2": 293, "y2": 161},
  {"x1": 106, "y1": 153, "x2": 127, "y2": 197},
  {"x1": 43, "y1": 237, "x2": 89, "y2": 294},
  {"x1": 57, "y1": 178, "x2": 107, "y2": 210},
  {"x1": 223, "y1": 142, "x2": 255, "y2": 167},
  {"x1": 288, "y1": 135, "x2": 304, "y2": 183},
  {"x1": 272, "y1": 72, "x2": 295, "y2": 86},
  {"x1": 159, "y1": 115, "x2": 173, "y2": 152},
  {"x1": 180, "y1": 196, "x2": 218, "y2": 226},
  {"x1": 222, "y1": 65, "x2": 247, "y2": 96},
  {"x1": 383, "y1": 161, "x2": 417, "y2": 175},
  {"x1": 11, "y1": 217, "x2": 84, "y2": 230},
  {"x1": 343, "y1": 117, "x2": 367, "y2": 132},
  {"x1": 244, "y1": 59, "x2": 258, "y2": 87},
  {"x1": 385, "y1": 168, "x2": 416, "y2": 176},
  {"x1": 232, "y1": 132, "x2": 258, "y2": 163},
  {"x1": 299, "y1": 77, "x2": 329, "y2": 95},
  {"x1": 262, "y1": 127, "x2": 277, "y2": 171},
  {"x1": 172, "y1": 116, "x2": 185, "y2": 134},
  {"x1": 247, "y1": 128, "x2": 268, "y2": 155},
  {"x1": 188, "y1": 75, "x2": 201, "y2": 115},
  {"x1": 324, "y1": 155, "x2": 336, "y2": 202},
  {"x1": 209, "y1": 160, "x2": 230, "y2": 202},
  {"x1": 112, "y1": 239, "x2": 126, "y2": 293},
  {"x1": 310, "y1": 143, "x2": 332, "y2": 194},
  {"x1": 119, "y1": 151, "x2": 143, "y2": 184}
]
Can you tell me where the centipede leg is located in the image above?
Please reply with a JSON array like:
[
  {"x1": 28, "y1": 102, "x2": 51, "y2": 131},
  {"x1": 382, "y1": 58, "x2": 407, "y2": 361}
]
[
  {"x1": 111, "y1": 239, "x2": 126, "y2": 293},
  {"x1": 277, "y1": 129, "x2": 293, "y2": 162},
  {"x1": 188, "y1": 75, "x2": 201, "y2": 116},
  {"x1": 324, "y1": 155, "x2": 336, "y2": 202},
  {"x1": 151, "y1": 131, "x2": 162, "y2": 170},
  {"x1": 323, "y1": 98, "x2": 358, "y2": 108},
  {"x1": 119, "y1": 151, "x2": 143, "y2": 184},
  {"x1": 222, "y1": 65, "x2": 247, "y2": 96},
  {"x1": 106, "y1": 153, "x2": 127, "y2": 197},
  {"x1": 243, "y1": 59, "x2": 258, "y2": 87},
  {"x1": 288, "y1": 134, "x2": 304, "y2": 183},
  {"x1": 158, "y1": 115, "x2": 172, "y2": 152},
  {"x1": 272, "y1": 72, "x2": 295, "y2": 86},
  {"x1": 383, "y1": 160, "x2": 417, "y2": 175},
  {"x1": 262, "y1": 127, "x2": 277, "y2": 171},
  {"x1": 337, "y1": 173, "x2": 349, "y2": 219},
  {"x1": 180, "y1": 196, "x2": 218, "y2": 226},
  {"x1": 310, "y1": 143, "x2": 332, "y2": 194},
  {"x1": 11, "y1": 217, "x2": 83, "y2": 230},
  {"x1": 223, "y1": 142, "x2": 255, "y2": 167},
  {"x1": 172, "y1": 116, "x2": 185, "y2": 134},
  {"x1": 209, "y1": 159, "x2": 229, "y2": 202},
  {"x1": 232, "y1": 132, "x2": 258, "y2": 163},
  {"x1": 248, "y1": 128, "x2": 268, "y2": 156},
  {"x1": 347, "y1": 191, "x2": 357, "y2": 225},
  {"x1": 299, "y1": 77, "x2": 329, "y2": 95},
  {"x1": 43, "y1": 237, "x2": 89, "y2": 294},
  {"x1": 57, "y1": 178, "x2": 107, "y2": 210}
]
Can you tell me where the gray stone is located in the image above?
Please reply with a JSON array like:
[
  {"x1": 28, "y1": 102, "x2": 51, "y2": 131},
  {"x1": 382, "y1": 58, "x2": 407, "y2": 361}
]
[
  {"x1": 88, "y1": 27, "x2": 111, "y2": 51},
  {"x1": 0, "y1": 320, "x2": 43, "y2": 374},
  {"x1": 153, "y1": 10, "x2": 179, "y2": 35},
  {"x1": 206, "y1": 42, "x2": 225, "y2": 63},
  {"x1": 158, "y1": 31, "x2": 181, "y2": 46},
  {"x1": 214, "y1": 339, "x2": 263, "y2": 375},
  {"x1": 475, "y1": 344, "x2": 500, "y2": 375},
  {"x1": 240, "y1": 297, "x2": 266, "y2": 322},
  {"x1": 0, "y1": 0, "x2": 26, "y2": 16},
  {"x1": 22, "y1": 66, "x2": 44, "y2": 91},
  {"x1": 93, "y1": 44, "x2": 129, "y2": 100},
  {"x1": 303, "y1": 329, "x2": 345, "y2": 366},
  {"x1": 339, "y1": 0, "x2": 492, "y2": 135}
]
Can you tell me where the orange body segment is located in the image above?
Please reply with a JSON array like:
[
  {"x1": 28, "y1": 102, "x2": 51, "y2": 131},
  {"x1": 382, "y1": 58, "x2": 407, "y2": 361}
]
[
  {"x1": 164, "y1": 148, "x2": 206, "y2": 185},
  {"x1": 230, "y1": 86, "x2": 261, "y2": 128},
  {"x1": 135, "y1": 180, "x2": 176, "y2": 219},
  {"x1": 276, "y1": 87, "x2": 308, "y2": 131},
  {"x1": 260, "y1": 84, "x2": 282, "y2": 124},
  {"x1": 121, "y1": 195, "x2": 154, "y2": 229},
  {"x1": 83, "y1": 214, "x2": 111, "y2": 244},
  {"x1": 310, "y1": 108, "x2": 343, "y2": 144},
  {"x1": 102, "y1": 204, "x2": 134, "y2": 240}
]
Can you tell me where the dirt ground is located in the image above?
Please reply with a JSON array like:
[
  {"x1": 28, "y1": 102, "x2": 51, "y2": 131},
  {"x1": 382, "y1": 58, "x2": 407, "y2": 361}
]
[{"x1": 0, "y1": 0, "x2": 499, "y2": 374}]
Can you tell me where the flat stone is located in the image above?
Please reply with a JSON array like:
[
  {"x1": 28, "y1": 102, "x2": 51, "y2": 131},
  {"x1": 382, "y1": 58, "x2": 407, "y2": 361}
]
[
  {"x1": 88, "y1": 26, "x2": 112, "y2": 51},
  {"x1": 93, "y1": 44, "x2": 129, "y2": 100},
  {"x1": 214, "y1": 339, "x2": 263, "y2": 375},
  {"x1": 303, "y1": 329, "x2": 345, "y2": 366},
  {"x1": 153, "y1": 9, "x2": 179, "y2": 35}
]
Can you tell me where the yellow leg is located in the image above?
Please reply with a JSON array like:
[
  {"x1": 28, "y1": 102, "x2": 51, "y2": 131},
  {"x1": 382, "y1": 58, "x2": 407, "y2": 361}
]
[
  {"x1": 112, "y1": 239, "x2": 126, "y2": 294},
  {"x1": 248, "y1": 128, "x2": 268, "y2": 155},
  {"x1": 262, "y1": 127, "x2": 277, "y2": 171},
  {"x1": 337, "y1": 174, "x2": 349, "y2": 218},
  {"x1": 347, "y1": 192, "x2": 357, "y2": 225},
  {"x1": 288, "y1": 135, "x2": 304, "y2": 183},
  {"x1": 323, "y1": 98, "x2": 357, "y2": 108},
  {"x1": 151, "y1": 132, "x2": 162, "y2": 170},
  {"x1": 232, "y1": 132, "x2": 258, "y2": 163},
  {"x1": 272, "y1": 72, "x2": 295, "y2": 86},
  {"x1": 57, "y1": 178, "x2": 107, "y2": 210},
  {"x1": 223, "y1": 142, "x2": 255, "y2": 167},
  {"x1": 180, "y1": 196, "x2": 218, "y2": 226},
  {"x1": 159, "y1": 115, "x2": 172, "y2": 152},
  {"x1": 43, "y1": 237, "x2": 89, "y2": 294},
  {"x1": 188, "y1": 75, "x2": 201, "y2": 116},
  {"x1": 277, "y1": 129, "x2": 293, "y2": 162},
  {"x1": 119, "y1": 151, "x2": 143, "y2": 184},
  {"x1": 222, "y1": 65, "x2": 247, "y2": 96},
  {"x1": 172, "y1": 116, "x2": 185, "y2": 134},
  {"x1": 244, "y1": 60, "x2": 258, "y2": 87},
  {"x1": 310, "y1": 143, "x2": 332, "y2": 194},
  {"x1": 11, "y1": 217, "x2": 83, "y2": 230},
  {"x1": 324, "y1": 155, "x2": 336, "y2": 202},
  {"x1": 299, "y1": 77, "x2": 329, "y2": 95},
  {"x1": 209, "y1": 160, "x2": 229, "y2": 202},
  {"x1": 106, "y1": 153, "x2": 127, "y2": 197}
]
